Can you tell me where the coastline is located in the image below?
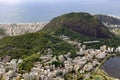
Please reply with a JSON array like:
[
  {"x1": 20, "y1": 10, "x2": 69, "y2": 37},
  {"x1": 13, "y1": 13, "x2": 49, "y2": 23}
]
[{"x1": 0, "y1": 22, "x2": 48, "y2": 24}]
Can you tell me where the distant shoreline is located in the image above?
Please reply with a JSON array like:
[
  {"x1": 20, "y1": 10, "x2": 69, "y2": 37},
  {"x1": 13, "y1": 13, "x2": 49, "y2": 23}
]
[{"x1": 0, "y1": 22, "x2": 48, "y2": 24}]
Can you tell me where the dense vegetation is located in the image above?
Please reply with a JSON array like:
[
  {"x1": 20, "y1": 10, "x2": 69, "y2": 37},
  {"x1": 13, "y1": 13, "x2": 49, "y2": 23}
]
[
  {"x1": 0, "y1": 32, "x2": 76, "y2": 59},
  {"x1": 43, "y1": 12, "x2": 112, "y2": 38},
  {"x1": 83, "y1": 36, "x2": 120, "y2": 49},
  {"x1": 0, "y1": 29, "x2": 5, "y2": 35},
  {"x1": 43, "y1": 12, "x2": 120, "y2": 49},
  {"x1": 18, "y1": 53, "x2": 40, "y2": 73},
  {"x1": 0, "y1": 32, "x2": 76, "y2": 72}
]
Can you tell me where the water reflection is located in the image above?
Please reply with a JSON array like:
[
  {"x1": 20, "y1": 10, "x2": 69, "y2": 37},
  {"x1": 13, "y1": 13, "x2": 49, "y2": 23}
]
[{"x1": 102, "y1": 56, "x2": 120, "y2": 78}]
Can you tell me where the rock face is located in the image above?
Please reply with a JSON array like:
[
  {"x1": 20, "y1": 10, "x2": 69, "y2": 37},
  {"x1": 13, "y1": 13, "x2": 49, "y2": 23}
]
[
  {"x1": 0, "y1": 22, "x2": 47, "y2": 38},
  {"x1": 95, "y1": 15, "x2": 120, "y2": 36},
  {"x1": 95, "y1": 15, "x2": 120, "y2": 25},
  {"x1": 44, "y1": 12, "x2": 112, "y2": 38}
]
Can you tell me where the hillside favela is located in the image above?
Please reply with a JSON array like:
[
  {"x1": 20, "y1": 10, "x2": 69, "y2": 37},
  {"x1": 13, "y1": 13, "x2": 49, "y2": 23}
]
[{"x1": 0, "y1": 0, "x2": 120, "y2": 80}]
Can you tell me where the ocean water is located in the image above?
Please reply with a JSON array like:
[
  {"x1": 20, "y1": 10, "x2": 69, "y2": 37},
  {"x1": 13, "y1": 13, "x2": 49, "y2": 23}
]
[
  {"x1": 102, "y1": 57, "x2": 120, "y2": 78},
  {"x1": 0, "y1": 0, "x2": 120, "y2": 23}
]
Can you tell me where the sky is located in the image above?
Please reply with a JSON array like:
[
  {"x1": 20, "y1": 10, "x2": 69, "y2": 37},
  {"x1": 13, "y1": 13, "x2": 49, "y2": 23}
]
[
  {"x1": 0, "y1": 0, "x2": 119, "y2": 14},
  {"x1": 0, "y1": 0, "x2": 119, "y2": 4},
  {"x1": 0, "y1": 0, "x2": 64, "y2": 4},
  {"x1": 0, "y1": 0, "x2": 120, "y2": 23}
]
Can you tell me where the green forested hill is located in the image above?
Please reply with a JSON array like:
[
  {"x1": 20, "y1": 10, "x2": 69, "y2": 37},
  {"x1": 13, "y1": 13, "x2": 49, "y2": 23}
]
[{"x1": 43, "y1": 12, "x2": 112, "y2": 38}]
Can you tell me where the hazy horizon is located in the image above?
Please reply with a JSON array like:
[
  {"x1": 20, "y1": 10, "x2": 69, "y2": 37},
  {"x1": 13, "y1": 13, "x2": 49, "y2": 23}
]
[{"x1": 0, "y1": 0, "x2": 120, "y2": 23}]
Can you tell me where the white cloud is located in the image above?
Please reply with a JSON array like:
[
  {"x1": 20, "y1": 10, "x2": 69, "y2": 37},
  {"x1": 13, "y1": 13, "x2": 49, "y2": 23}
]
[
  {"x1": 0, "y1": 0, "x2": 22, "y2": 4},
  {"x1": 32, "y1": 0, "x2": 63, "y2": 2},
  {"x1": 0, "y1": 0, "x2": 76, "y2": 4}
]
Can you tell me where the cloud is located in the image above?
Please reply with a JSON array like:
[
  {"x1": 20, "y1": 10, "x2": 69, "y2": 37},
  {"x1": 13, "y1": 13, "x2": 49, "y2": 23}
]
[{"x1": 0, "y1": 0, "x2": 22, "y2": 4}]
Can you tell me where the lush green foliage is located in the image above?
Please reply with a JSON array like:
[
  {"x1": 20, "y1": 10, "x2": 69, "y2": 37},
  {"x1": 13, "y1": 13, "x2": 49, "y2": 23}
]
[
  {"x1": 49, "y1": 41, "x2": 76, "y2": 55},
  {"x1": 18, "y1": 53, "x2": 40, "y2": 73},
  {"x1": 84, "y1": 36, "x2": 120, "y2": 49},
  {"x1": 0, "y1": 32, "x2": 76, "y2": 58},
  {"x1": 50, "y1": 61, "x2": 63, "y2": 68},
  {"x1": 0, "y1": 32, "x2": 76, "y2": 72},
  {"x1": 0, "y1": 29, "x2": 5, "y2": 35},
  {"x1": 43, "y1": 12, "x2": 112, "y2": 38}
]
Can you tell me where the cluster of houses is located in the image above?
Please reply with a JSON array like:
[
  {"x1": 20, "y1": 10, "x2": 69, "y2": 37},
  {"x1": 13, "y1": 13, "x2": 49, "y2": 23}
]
[
  {"x1": 0, "y1": 35, "x2": 120, "y2": 80},
  {"x1": 0, "y1": 22, "x2": 47, "y2": 37},
  {"x1": 102, "y1": 22, "x2": 120, "y2": 35},
  {"x1": 20, "y1": 46, "x2": 120, "y2": 80},
  {"x1": 110, "y1": 28, "x2": 120, "y2": 36},
  {"x1": 0, "y1": 58, "x2": 23, "y2": 80}
]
